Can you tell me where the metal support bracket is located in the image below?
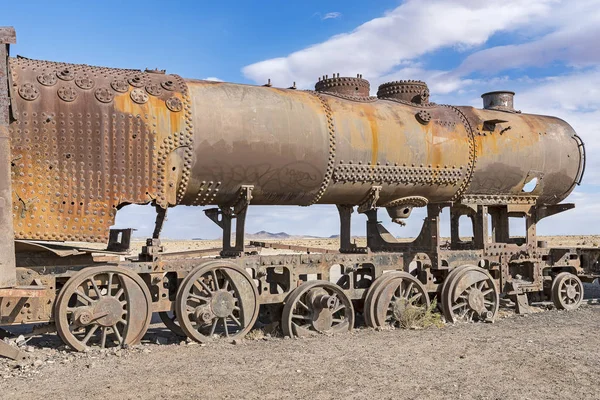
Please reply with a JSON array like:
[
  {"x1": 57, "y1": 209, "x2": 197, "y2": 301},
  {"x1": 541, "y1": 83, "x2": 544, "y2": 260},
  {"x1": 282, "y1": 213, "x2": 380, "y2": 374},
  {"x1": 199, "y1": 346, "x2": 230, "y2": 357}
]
[
  {"x1": 206, "y1": 185, "x2": 254, "y2": 257},
  {"x1": 336, "y1": 205, "x2": 367, "y2": 254},
  {"x1": 357, "y1": 186, "x2": 381, "y2": 214}
]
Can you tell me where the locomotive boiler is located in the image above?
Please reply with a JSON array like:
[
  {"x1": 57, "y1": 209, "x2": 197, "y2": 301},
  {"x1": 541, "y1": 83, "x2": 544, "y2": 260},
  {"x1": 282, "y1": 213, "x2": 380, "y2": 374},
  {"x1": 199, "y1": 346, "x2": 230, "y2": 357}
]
[{"x1": 0, "y1": 27, "x2": 597, "y2": 360}]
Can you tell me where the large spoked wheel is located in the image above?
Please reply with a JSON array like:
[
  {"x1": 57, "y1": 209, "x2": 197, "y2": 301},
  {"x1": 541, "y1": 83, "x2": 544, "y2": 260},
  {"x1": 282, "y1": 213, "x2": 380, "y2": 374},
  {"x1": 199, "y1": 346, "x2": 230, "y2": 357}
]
[
  {"x1": 363, "y1": 272, "x2": 405, "y2": 328},
  {"x1": 55, "y1": 266, "x2": 152, "y2": 352},
  {"x1": 158, "y1": 311, "x2": 186, "y2": 337},
  {"x1": 175, "y1": 262, "x2": 259, "y2": 343},
  {"x1": 373, "y1": 272, "x2": 430, "y2": 328},
  {"x1": 442, "y1": 266, "x2": 499, "y2": 323},
  {"x1": 282, "y1": 281, "x2": 354, "y2": 337},
  {"x1": 552, "y1": 272, "x2": 584, "y2": 310}
]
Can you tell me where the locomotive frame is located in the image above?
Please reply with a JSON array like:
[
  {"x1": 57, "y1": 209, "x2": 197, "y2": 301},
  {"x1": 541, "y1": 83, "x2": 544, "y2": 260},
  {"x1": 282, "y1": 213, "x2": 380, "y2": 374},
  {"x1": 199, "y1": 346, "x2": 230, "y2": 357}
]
[{"x1": 1, "y1": 27, "x2": 599, "y2": 360}]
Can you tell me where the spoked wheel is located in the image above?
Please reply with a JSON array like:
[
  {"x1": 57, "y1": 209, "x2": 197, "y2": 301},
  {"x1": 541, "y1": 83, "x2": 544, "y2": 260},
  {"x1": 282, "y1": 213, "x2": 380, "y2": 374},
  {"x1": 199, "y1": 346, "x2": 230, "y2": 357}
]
[
  {"x1": 175, "y1": 262, "x2": 259, "y2": 343},
  {"x1": 158, "y1": 311, "x2": 186, "y2": 337},
  {"x1": 282, "y1": 281, "x2": 354, "y2": 337},
  {"x1": 442, "y1": 266, "x2": 499, "y2": 323},
  {"x1": 373, "y1": 272, "x2": 430, "y2": 328},
  {"x1": 55, "y1": 266, "x2": 152, "y2": 351},
  {"x1": 363, "y1": 272, "x2": 405, "y2": 328},
  {"x1": 552, "y1": 272, "x2": 584, "y2": 310}
]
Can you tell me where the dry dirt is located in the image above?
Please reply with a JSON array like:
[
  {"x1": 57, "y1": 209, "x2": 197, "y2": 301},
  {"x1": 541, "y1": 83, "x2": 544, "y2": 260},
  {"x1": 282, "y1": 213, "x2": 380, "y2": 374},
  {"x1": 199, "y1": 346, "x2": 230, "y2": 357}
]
[
  {"x1": 1, "y1": 237, "x2": 599, "y2": 399},
  {"x1": 0, "y1": 305, "x2": 599, "y2": 400}
]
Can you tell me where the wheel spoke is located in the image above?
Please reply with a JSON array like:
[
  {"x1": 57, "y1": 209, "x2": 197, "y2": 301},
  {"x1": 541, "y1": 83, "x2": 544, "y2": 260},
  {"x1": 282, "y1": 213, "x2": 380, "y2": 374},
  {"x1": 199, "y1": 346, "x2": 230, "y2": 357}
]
[
  {"x1": 222, "y1": 318, "x2": 229, "y2": 337},
  {"x1": 101, "y1": 327, "x2": 107, "y2": 348},
  {"x1": 89, "y1": 278, "x2": 102, "y2": 298},
  {"x1": 209, "y1": 318, "x2": 218, "y2": 337},
  {"x1": 403, "y1": 281, "x2": 414, "y2": 298},
  {"x1": 107, "y1": 273, "x2": 114, "y2": 294},
  {"x1": 188, "y1": 293, "x2": 209, "y2": 303},
  {"x1": 332, "y1": 304, "x2": 346, "y2": 314},
  {"x1": 112, "y1": 324, "x2": 123, "y2": 344},
  {"x1": 408, "y1": 292, "x2": 423, "y2": 304},
  {"x1": 212, "y1": 270, "x2": 220, "y2": 290},
  {"x1": 229, "y1": 314, "x2": 242, "y2": 328},
  {"x1": 292, "y1": 314, "x2": 311, "y2": 321},
  {"x1": 114, "y1": 288, "x2": 125, "y2": 300},
  {"x1": 297, "y1": 300, "x2": 310, "y2": 311},
  {"x1": 197, "y1": 280, "x2": 213, "y2": 295},
  {"x1": 452, "y1": 302, "x2": 467, "y2": 311},
  {"x1": 81, "y1": 324, "x2": 99, "y2": 345},
  {"x1": 75, "y1": 290, "x2": 94, "y2": 305}
]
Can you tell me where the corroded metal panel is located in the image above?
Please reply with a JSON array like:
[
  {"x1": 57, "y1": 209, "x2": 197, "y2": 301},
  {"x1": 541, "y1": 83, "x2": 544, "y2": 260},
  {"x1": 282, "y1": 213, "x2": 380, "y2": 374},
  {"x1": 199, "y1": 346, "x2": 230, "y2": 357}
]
[
  {"x1": 0, "y1": 28, "x2": 16, "y2": 288},
  {"x1": 8, "y1": 58, "x2": 191, "y2": 242},
  {"x1": 458, "y1": 107, "x2": 581, "y2": 204},
  {"x1": 181, "y1": 81, "x2": 329, "y2": 206}
]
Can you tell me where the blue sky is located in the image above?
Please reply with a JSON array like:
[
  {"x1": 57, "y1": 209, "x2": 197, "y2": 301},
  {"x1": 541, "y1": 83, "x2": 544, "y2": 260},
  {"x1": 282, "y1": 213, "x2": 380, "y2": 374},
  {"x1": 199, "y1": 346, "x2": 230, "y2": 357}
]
[{"x1": 3, "y1": 0, "x2": 600, "y2": 239}]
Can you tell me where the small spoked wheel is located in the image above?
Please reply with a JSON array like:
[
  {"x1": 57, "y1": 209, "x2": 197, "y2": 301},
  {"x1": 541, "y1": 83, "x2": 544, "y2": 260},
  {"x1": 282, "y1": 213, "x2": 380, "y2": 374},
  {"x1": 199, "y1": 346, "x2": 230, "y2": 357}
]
[
  {"x1": 282, "y1": 281, "x2": 354, "y2": 337},
  {"x1": 441, "y1": 265, "x2": 499, "y2": 323},
  {"x1": 158, "y1": 311, "x2": 186, "y2": 337},
  {"x1": 373, "y1": 272, "x2": 430, "y2": 328},
  {"x1": 175, "y1": 262, "x2": 259, "y2": 343},
  {"x1": 552, "y1": 272, "x2": 584, "y2": 310},
  {"x1": 55, "y1": 266, "x2": 152, "y2": 351}
]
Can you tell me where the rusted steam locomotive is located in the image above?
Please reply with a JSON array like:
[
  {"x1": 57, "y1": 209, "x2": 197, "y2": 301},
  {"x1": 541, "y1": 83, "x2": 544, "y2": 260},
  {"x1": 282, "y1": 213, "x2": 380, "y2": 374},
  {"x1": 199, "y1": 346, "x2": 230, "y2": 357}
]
[{"x1": 0, "y1": 27, "x2": 598, "y2": 360}]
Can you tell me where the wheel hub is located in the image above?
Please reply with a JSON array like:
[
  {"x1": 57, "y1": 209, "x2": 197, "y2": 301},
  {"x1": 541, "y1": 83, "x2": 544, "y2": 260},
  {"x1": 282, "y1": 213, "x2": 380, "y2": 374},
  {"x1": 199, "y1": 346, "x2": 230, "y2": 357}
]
[
  {"x1": 565, "y1": 284, "x2": 577, "y2": 299},
  {"x1": 94, "y1": 297, "x2": 125, "y2": 327},
  {"x1": 210, "y1": 290, "x2": 236, "y2": 318},
  {"x1": 467, "y1": 288, "x2": 485, "y2": 313}
]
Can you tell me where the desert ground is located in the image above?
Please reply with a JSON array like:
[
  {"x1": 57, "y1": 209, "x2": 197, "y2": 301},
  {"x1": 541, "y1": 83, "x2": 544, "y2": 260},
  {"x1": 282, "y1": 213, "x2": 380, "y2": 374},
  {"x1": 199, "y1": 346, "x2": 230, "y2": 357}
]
[{"x1": 1, "y1": 237, "x2": 599, "y2": 400}]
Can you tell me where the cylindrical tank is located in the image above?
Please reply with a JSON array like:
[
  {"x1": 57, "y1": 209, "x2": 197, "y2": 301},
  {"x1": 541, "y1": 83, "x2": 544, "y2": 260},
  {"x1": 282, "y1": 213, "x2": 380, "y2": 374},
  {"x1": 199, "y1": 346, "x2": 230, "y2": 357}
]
[
  {"x1": 181, "y1": 77, "x2": 582, "y2": 208},
  {"x1": 7, "y1": 59, "x2": 584, "y2": 242}
]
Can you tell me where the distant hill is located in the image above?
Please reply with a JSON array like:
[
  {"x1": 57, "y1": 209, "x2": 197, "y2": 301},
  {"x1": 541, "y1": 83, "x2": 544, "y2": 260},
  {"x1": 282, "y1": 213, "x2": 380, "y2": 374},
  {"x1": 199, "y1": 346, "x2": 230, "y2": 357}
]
[{"x1": 246, "y1": 231, "x2": 292, "y2": 240}]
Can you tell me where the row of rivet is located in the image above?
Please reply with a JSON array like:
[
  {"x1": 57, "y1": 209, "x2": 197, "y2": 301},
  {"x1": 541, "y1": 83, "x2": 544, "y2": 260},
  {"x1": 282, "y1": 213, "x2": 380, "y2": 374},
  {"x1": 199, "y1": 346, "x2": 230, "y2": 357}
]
[
  {"x1": 333, "y1": 164, "x2": 463, "y2": 185},
  {"x1": 192, "y1": 181, "x2": 222, "y2": 205},
  {"x1": 461, "y1": 194, "x2": 538, "y2": 205},
  {"x1": 174, "y1": 75, "x2": 194, "y2": 204},
  {"x1": 305, "y1": 92, "x2": 336, "y2": 205},
  {"x1": 441, "y1": 105, "x2": 477, "y2": 201}
]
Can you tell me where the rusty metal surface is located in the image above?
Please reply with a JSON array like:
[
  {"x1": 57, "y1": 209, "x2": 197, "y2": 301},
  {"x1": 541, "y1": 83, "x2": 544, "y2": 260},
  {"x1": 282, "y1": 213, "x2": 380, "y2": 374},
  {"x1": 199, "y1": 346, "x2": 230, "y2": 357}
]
[
  {"x1": 459, "y1": 106, "x2": 581, "y2": 204},
  {"x1": 3, "y1": 62, "x2": 585, "y2": 243},
  {"x1": 0, "y1": 28, "x2": 16, "y2": 288},
  {"x1": 8, "y1": 57, "x2": 191, "y2": 242},
  {"x1": 377, "y1": 80, "x2": 430, "y2": 104},
  {"x1": 180, "y1": 76, "x2": 580, "y2": 211},
  {"x1": 0, "y1": 285, "x2": 46, "y2": 297},
  {"x1": 249, "y1": 240, "x2": 337, "y2": 254}
]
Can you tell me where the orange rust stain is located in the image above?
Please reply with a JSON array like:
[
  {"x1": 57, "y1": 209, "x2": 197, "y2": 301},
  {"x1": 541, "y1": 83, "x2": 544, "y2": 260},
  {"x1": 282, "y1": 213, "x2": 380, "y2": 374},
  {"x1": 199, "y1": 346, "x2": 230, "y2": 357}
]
[
  {"x1": 363, "y1": 105, "x2": 379, "y2": 166},
  {"x1": 114, "y1": 89, "x2": 183, "y2": 135}
]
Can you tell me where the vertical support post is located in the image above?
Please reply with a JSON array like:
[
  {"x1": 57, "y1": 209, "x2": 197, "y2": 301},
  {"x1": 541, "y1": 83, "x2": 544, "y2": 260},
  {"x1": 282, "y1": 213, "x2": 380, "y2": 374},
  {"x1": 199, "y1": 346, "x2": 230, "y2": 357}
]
[
  {"x1": 336, "y1": 205, "x2": 354, "y2": 252},
  {"x1": 0, "y1": 27, "x2": 16, "y2": 289},
  {"x1": 450, "y1": 208, "x2": 460, "y2": 247}
]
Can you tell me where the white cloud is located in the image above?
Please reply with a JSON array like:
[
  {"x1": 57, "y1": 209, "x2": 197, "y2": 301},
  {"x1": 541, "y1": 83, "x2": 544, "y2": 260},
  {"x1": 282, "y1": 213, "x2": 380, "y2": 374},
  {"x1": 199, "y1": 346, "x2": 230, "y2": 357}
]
[
  {"x1": 203, "y1": 77, "x2": 223, "y2": 82},
  {"x1": 322, "y1": 12, "x2": 342, "y2": 20},
  {"x1": 243, "y1": 0, "x2": 554, "y2": 88}
]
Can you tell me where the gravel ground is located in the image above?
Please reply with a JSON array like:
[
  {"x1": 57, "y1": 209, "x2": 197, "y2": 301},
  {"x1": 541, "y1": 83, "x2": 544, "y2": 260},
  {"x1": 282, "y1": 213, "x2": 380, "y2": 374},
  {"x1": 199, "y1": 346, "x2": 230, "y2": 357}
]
[{"x1": 1, "y1": 302, "x2": 599, "y2": 400}]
